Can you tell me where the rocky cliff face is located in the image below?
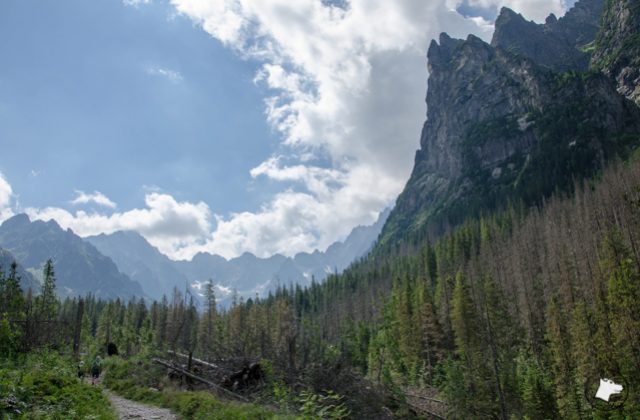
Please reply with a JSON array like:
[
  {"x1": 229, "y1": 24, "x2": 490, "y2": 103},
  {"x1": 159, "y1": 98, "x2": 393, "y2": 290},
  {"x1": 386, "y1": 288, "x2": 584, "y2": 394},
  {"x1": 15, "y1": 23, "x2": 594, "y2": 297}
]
[
  {"x1": 380, "y1": 0, "x2": 640, "y2": 245},
  {"x1": 592, "y1": 0, "x2": 640, "y2": 104},
  {"x1": 492, "y1": 0, "x2": 604, "y2": 71}
]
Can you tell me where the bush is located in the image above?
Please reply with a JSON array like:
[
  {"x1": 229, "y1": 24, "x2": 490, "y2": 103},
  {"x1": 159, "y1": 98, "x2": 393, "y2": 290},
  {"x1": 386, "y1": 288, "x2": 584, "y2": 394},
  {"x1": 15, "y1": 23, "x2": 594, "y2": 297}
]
[
  {"x1": 103, "y1": 356, "x2": 294, "y2": 419},
  {"x1": 0, "y1": 351, "x2": 115, "y2": 419}
]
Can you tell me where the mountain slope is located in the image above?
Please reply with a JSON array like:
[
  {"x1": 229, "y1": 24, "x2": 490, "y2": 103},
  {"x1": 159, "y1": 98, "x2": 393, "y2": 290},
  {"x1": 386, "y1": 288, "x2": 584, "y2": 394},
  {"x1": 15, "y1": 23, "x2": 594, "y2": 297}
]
[
  {"x1": 0, "y1": 247, "x2": 39, "y2": 292},
  {"x1": 0, "y1": 214, "x2": 143, "y2": 299},
  {"x1": 88, "y1": 209, "x2": 389, "y2": 303},
  {"x1": 591, "y1": 0, "x2": 640, "y2": 104},
  {"x1": 86, "y1": 231, "x2": 191, "y2": 301},
  {"x1": 379, "y1": 0, "x2": 640, "y2": 246}
]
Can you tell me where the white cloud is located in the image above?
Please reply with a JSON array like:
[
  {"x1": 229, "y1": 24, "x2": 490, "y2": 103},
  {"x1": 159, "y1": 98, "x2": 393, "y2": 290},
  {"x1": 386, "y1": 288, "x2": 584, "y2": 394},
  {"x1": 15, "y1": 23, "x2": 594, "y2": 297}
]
[
  {"x1": 18, "y1": 0, "x2": 569, "y2": 261},
  {"x1": 458, "y1": 0, "x2": 566, "y2": 22},
  {"x1": 71, "y1": 190, "x2": 117, "y2": 209},
  {"x1": 123, "y1": 0, "x2": 152, "y2": 7},
  {"x1": 145, "y1": 66, "x2": 184, "y2": 83},
  {"x1": 157, "y1": 0, "x2": 568, "y2": 258},
  {"x1": 0, "y1": 173, "x2": 14, "y2": 223},
  {"x1": 27, "y1": 193, "x2": 211, "y2": 258}
]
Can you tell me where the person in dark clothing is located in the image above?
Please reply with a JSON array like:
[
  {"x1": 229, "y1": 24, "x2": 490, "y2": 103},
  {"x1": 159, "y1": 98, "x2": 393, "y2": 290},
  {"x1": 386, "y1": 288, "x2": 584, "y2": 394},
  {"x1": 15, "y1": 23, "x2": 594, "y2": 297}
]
[
  {"x1": 91, "y1": 356, "x2": 102, "y2": 384},
  {"x1": 77, "y1": 360, "x2": 85, "y2": 379}
]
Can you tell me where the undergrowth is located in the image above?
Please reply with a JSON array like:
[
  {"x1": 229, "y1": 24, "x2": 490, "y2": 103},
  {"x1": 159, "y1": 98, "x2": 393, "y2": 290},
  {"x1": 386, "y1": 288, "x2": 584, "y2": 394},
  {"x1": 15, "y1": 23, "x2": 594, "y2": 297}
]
[
  {"x1": 0, "y1": 350, "x2": 115, "y2": 419},
  {"x1": 102, "y1": 356, "x2": 296, "y2": 419}
]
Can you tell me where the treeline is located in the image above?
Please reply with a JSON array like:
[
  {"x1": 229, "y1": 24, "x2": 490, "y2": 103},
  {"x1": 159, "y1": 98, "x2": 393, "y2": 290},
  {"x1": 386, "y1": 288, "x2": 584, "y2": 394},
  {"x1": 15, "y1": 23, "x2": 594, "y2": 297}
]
[
  {"x1": 2, "y1": 160, "x2": 640, "y2": 417},
  {"x1": 214, "y1": 158, "x2": 640, "y2": 418}
]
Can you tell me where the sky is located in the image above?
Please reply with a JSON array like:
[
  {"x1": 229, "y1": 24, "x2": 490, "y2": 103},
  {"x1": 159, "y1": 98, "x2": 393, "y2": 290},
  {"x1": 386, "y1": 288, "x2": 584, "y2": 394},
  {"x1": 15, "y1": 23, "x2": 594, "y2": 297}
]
[{"x1": 0, "y1": 0, "x2": 574, "y2": 260}]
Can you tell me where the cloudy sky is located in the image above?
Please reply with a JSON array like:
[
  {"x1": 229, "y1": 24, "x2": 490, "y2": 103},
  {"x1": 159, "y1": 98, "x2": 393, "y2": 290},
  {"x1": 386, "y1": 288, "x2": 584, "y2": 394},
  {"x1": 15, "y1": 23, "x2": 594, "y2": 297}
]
[{"x1": 0, "y1": 0, "x2": 573, "y2": 260}]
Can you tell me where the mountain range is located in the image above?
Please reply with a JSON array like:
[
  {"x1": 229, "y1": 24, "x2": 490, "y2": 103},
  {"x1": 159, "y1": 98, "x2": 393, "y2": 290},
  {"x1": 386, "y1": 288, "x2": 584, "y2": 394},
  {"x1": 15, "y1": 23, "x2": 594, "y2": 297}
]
[
  {"x1": 0, "y1": 214, "x2": 143, "y2": 299},
  {"x1": 88, "y1": 208, "x2": 390, "y2": 303},
  {"x1": 0, "y1": 208, "x2": 389, "y2": 303},
  {"x1": 2, "y1": 0, "x2": 638, "y2": 313}
]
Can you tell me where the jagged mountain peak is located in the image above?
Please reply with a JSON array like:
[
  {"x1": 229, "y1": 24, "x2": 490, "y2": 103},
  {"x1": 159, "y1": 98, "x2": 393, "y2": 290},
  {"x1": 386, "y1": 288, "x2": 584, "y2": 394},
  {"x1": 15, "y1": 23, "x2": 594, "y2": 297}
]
[
  {"x1": 0, "y1": 214, "x2": 143, "y2": 299},
  {"x1": 491, "y1": 0, "x2": 604, "y2": 71},
  {"x1": 91, "y1": 209, "x2": 389, "y2": 305},
  {"x1": 379, "y1": 1, "x2": 640, "y2": 246},
  {"x1": 2, "y1": 213, "x2": 30, "y2": 227}
]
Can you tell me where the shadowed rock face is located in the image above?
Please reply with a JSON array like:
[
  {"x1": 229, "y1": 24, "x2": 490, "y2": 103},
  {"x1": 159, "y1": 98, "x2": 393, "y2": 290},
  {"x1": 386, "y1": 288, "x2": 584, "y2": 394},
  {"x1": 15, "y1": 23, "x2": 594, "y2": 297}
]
[
  {"x1": 0, "y1": 214, "x2": 144, "y2": 299},
  {"x1": 0, "y1": 247, "x2": 38, "y2": 292},
  {"x1": 491, "y1": 0, "x2": 604, "y2": 72},
  {"x1": 592, "y1": 0, "x2": 640, "y2": 104},
  {"x1": 379, "y1": 0, "x2": 640, "y2": 246}
]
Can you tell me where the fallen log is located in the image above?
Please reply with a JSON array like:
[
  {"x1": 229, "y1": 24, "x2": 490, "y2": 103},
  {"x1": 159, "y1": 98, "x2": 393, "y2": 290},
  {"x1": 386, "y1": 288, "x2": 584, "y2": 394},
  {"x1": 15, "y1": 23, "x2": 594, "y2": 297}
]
[
  {"x1": 167, "y1": 350, "x2": 221, "y2": 370},
  {"x1": 402, "y1": 388, "x2": 448, "y2": 420},
  {"x1": 152, "y1": 357, "x2": 249, "y2": 402},
  {"x1": 403, "y1": 392, "x2": 447, "y2": 404}
]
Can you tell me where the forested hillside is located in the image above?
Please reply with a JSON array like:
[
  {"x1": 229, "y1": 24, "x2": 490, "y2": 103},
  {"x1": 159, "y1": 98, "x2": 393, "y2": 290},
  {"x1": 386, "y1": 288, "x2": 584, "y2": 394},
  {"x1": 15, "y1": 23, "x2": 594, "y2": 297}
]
[
  {"x1": 1, "y1": 0, "x2": 640, "y2": 418},
  {"x1": 3, "y1": 158, "x2": 639, "y2": 418}
]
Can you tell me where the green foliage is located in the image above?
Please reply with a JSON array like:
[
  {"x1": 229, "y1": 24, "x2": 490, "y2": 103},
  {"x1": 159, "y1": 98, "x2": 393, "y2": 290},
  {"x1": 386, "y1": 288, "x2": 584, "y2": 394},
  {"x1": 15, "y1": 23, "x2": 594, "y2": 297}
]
[
  {"x1": 296, "y1": 390, "x2": 350, "y2": 420},
  {"x1": 103, "y1": 356, "x2": 292, "y2": 419},
  {"x1": 0, "y1": 351, "x2": 115, "y2": 419},
  {"x1": 515, "y1": 350, "x2": 557, "y2": 419}
]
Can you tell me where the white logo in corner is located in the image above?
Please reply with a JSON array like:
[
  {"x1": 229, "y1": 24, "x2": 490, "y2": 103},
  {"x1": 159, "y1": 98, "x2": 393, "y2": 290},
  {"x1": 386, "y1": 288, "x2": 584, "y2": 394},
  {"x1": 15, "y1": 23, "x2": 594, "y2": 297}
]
[{"x1": 595, "y1": 378, "x2": 623, "y2": 402}]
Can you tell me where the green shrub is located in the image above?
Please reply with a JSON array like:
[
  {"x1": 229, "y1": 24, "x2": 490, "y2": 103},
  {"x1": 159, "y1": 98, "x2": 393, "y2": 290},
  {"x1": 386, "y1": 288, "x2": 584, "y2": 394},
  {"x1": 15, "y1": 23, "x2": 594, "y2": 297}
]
[
  {"x1": 103, "y1": 356, "x2": 294, "y2": 419},
  {"x1": 0, "y1": 351, "x2": 115, "y2": 419}
]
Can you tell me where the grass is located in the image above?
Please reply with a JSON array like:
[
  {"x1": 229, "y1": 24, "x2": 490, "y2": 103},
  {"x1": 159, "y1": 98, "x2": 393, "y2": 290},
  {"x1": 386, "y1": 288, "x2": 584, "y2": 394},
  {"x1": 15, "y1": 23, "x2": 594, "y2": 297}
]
[
  {"x1": 102, "y1": 356, "x2": 297, "y2": 420},
  {"x1": 0, "y1": 350, "x2": 116, "y2": 419}
]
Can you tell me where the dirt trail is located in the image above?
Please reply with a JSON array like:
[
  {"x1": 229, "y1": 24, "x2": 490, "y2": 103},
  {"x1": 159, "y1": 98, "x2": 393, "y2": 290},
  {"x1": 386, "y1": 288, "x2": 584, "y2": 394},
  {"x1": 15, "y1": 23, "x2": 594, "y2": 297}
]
[
  {"x1": 104, "y1": 389, "x2": 177, "y2": 420},
  {"x1": 85, "y1": 375, "x2": 177, "y2": 420}
]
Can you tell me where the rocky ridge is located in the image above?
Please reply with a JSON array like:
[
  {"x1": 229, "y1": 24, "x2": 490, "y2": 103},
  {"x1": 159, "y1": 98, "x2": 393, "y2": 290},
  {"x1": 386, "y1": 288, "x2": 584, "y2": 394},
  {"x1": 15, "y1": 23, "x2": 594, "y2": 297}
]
[
  {"x1": 591, "y1": 0, "x2": 640, "y2": 104},
  {"x1": 0, "y1": 214, "x2": 143, "y2": 299},
  {"x1": 380, "y1": 0, "x2": 640, "y2": 245}
]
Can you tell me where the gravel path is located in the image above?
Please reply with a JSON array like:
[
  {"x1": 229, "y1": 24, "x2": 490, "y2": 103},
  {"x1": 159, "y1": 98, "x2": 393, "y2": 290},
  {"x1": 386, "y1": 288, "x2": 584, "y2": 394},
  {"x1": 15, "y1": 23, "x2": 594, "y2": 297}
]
[
  {"x1": 105, "y1": 390, "x2": 177, "y2": 420},
  {"x1": 84, "y1": 374, "x2": 177, "y2": 420}
]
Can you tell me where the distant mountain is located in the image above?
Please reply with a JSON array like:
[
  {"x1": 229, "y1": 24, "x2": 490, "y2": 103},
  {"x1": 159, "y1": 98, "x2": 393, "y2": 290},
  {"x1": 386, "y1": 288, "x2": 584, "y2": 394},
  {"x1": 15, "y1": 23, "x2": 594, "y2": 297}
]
[
  {"x1": 86, "y1": 230, "x2": 191, "y2": 301},
  {"x1": 0, "y1": 214, "x2": 143, "y2": 299},
  {"x1": 89, "y1": 208, "x2": 390, "y2": 304},
  {"x1": 379, "y1": 0, "x2": 640, "y2": 246},
  {"x1": 0, "y1": 247, "x2": 39, "y2": 292}
]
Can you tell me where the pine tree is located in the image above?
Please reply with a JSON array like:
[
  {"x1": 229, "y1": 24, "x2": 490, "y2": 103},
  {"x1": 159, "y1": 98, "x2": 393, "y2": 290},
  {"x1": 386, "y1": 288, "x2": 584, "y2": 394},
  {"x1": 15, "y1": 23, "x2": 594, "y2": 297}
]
[
  {"x1": 602, "y1": 230, "x2": 640, "y2": 415},
  {"x1": 546, "y1": 296, "x2": 583, "y2": 418},
  {"x1": 447, "y1": 271, "x2": 495, "y2": 417},
  {"x1": 36, "y1": 259, "x2": 58, "y2": 346},
  {"x1": 515, "y1": 349, "x2": 557, "y2": 419},
  {"x1": 197, "y1": 280, "x2": 217, "y2": 359}
]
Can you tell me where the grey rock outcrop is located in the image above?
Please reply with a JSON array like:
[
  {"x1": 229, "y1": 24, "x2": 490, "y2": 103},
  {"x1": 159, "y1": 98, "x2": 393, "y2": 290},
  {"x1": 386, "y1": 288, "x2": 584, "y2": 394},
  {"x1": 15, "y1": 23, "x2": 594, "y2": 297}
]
[
  {"x1": 592, "y1": 0, "x2": 640, "y2": 104},
  {"x1": 380, "y1": 0, "x2": 640, "y2": 245},
  {"x1": 491, "y1": 0, "x2": 604, "y2": 72}
]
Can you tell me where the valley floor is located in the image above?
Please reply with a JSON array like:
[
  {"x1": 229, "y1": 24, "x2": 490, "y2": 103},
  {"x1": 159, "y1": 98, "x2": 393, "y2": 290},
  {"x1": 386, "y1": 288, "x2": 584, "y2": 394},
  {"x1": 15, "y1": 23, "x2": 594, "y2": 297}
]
[
  {"x1": 106, "y1": 390, "x2": 177, "y2": 420},
  {"x1": 87, "y1": 374, "x2": 177, "y2": 420}
]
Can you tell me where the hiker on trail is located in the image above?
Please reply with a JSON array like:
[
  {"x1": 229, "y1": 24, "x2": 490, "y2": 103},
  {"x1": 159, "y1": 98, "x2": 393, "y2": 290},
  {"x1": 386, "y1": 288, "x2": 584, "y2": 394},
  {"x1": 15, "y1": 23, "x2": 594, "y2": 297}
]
[
  {"x1": 91, "y1": 355, "x2": 102, "y2": 384},
  {"x1": 77, "y1": 360, "x2": 85, "y2": 379}
]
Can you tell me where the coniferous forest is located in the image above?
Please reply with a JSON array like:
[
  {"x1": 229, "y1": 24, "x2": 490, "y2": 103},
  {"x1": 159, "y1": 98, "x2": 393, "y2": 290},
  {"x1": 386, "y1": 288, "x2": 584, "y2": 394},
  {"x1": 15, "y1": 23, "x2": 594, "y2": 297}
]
[
  {"x1": 3, "y1": 158, "x2": 640, "y2": 418},
  {"x1": 2, "y1": 0, "x2": 640, "y2": 418}
]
